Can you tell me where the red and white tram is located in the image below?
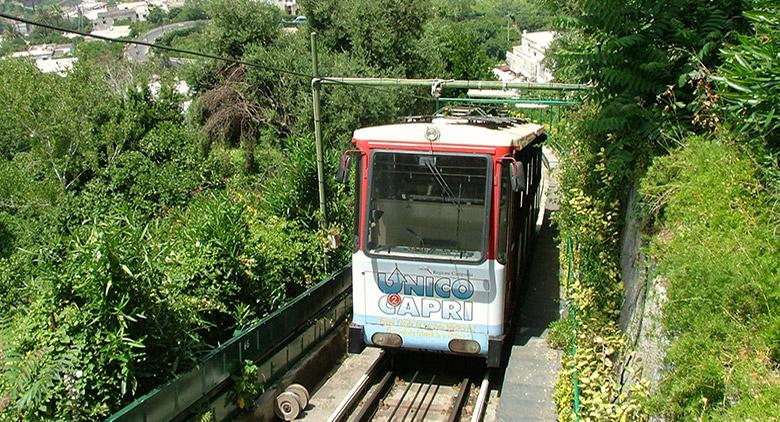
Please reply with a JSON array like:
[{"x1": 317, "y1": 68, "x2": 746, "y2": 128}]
[{"x1": 340, "y1": 116, "x2": 545, "y2": 367}]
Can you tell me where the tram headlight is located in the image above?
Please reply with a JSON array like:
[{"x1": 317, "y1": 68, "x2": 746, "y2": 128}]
[
  {"x1": 371, "y1": 332, "x2": 403, "y2": 348},
  {"x1": 448, "y1": 339, "x2": 481, "y2": 355}
]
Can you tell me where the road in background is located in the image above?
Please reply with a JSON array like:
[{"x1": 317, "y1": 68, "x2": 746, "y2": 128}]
[{"x1": 125, "y1": 21, "x2": 203, "y2": 62}]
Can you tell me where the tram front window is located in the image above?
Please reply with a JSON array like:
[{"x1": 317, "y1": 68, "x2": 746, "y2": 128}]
[{"x1": 366, "y1": 152, "x2": 490, "y2": 262}]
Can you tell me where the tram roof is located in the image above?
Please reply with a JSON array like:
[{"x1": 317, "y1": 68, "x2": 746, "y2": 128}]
[{"x1": 352, "y1": 117, "x2": 545, "y2": 148}]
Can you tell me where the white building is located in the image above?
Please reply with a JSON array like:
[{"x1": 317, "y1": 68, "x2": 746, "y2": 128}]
[
  {"x1": 163, "y1": 0, "x2": 186, "y2": 8},
  {"x1": 74, "y1": 1, "x2": 108, "y2": 22},
  {"x1": 11, "y1": 21, "x2": 31, "y2": 36},
  {"x1": 90, "y1": 26, "x2": 133, "y2": 39},
  {"x1": 11, "y1": 44, "x2": 73, "y2": 60},
  {"x1": 505, "y1": 31, "x2": 556, "y2": 83},
  {"x1": 79, "y1": 1, "x2": 172, "y2": 29},
  {"x1": 11, "y1": 44, "x2": 78, "y2": 75},
  {"x1": 95, "y1": 6, "x2": 141, "y2": 30},
  {"x1": 263, "y1": 0, "x2": 299, "y2": 15}
]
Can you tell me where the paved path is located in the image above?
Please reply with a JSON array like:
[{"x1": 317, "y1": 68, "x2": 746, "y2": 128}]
[
  {"x1": 125, "y1": 21, "x2": 203, "y2": 62},
  {"x1": 495, "y1": 149, "x2": 562, "y2": 421},
  {"x1": 300, "y1": 347, "x2": 383, "y2": 420}
]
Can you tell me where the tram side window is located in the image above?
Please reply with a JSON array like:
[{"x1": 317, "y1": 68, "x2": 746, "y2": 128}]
[
  {"x1": 353, "y1": 155, "x2": 362, "y2": 252},
  {"x1": 366, "y1": 152, "x2": 490, "y2": 262},
  {"x1": 497, "y1": 161, "x2": 511, "y2": 264}
]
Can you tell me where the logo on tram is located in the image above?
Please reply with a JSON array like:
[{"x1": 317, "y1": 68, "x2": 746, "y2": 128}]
[{"x1": 374, "y1": 268, "x2": 474, "y2": 321}]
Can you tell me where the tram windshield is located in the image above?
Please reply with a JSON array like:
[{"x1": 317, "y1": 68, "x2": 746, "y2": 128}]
[{"x1": 365, "y1": 151, "x2": 490, "y2": 262}]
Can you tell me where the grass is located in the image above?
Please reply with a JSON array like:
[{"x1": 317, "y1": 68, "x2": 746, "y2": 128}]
[{"x1": 641, "y1": 137, "x2": 780, "y2": 420}]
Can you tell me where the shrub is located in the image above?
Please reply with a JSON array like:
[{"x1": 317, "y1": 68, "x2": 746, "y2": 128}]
[
  {"x1": 642, "y1": 138, "x2": 780, "y2": 419},
  {"x1": 262, "y1": 135, "x2": 321, "y2": 228},
  {"x1": 715, "y1": 2, "x2": 780, "y2": 150}
]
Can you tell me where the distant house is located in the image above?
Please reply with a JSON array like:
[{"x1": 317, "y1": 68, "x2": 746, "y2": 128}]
[
  {"x1": 0, "y1": 19, "x2": 31, "y2": 36},
  {"x1": 11, "y1": 44, "x2": 78, "y2": 75},
  {"x1": 505, "y1": 31, "x2": 556, "y2": 83},
  {"x1": 163, "y1": 0, "x2": 186, "y2": 7},
  {"x1": 90, "y1": 26, "x2": 133, "y2": 39},
  {"x1": 11, "y1": 43, "x2": 73, "y2": 60},
  {"x1": 116, "y1": 2, "x2": 153, "y2": 21},
  {"x1": 96, "y1": 6, "x2": 140, "y2": 30},
  {"x1": 75, "y1": 1, "x2": 109, "y2": 22},
  {"x1": 13, "y1": 22, "x2": 32, "y2": 36}
]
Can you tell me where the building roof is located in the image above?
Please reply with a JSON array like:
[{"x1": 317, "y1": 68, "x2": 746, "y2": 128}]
[
  {"x1": 522, "y1": 31, "x2": 556, "y2": 49},
  {"x1": 353, "y1": 117, "x2": 544, "y2": 148},
  {"x1": 36, "y1": 58, "x2": 78, "y2": 75},
  {"x1": 89, "y1": 26, "x2": 132, "y2": 39}
]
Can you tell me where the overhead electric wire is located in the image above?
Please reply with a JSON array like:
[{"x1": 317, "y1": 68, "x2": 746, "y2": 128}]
[{"x1": 0, "y1": 12, "x2": 433, "y2": 101}]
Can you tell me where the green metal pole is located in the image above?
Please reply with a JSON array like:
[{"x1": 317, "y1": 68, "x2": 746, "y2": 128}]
[
  {"x1": 319, "y1": 77, "x2": 590, "y2": 92},
  {"x1": 437, "y1": 97, "x2": 580, "y2": 106},
  {"x1": 310, "y1": 32, "x2": 327, "y2": 226}
]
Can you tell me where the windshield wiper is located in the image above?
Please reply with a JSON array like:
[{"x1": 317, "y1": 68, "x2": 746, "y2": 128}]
[
  {"x1": 406, "y1": 227, "x2": 425, "y2": 248},
  {"x1": 425, "y1": 161, "x2": 458, "y2": 204}
]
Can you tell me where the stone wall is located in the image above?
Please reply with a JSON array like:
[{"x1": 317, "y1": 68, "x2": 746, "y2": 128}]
[{"x1": 616, "y1": 184, "x2": 668, "y2": 396}]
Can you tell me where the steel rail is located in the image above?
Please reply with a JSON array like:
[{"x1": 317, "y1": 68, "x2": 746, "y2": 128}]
[
  {"x1": 407, "y1": 374, "x2": 436, "y2": 422},
  {"x1": 327, "y1": 352, "x2": 389, "y2": 422},
  {"x1": 447, "y1": 377, "x2": 473, "y2": 422},
  {"x1": 387, "y1": 370, "x2": 419, "y2": 421},
  {"x1": 470, "y1": 371, "x2": 491, "y2": 422},
  {"x1": 416, "y1": 382, "x2": 439, "y2": 421},
  {"x1": 328, "y1": 361, "x2": 487, "y2": 422},
  {"x1": 353, "y1": 370, "x2": 395, "y2": 422}
]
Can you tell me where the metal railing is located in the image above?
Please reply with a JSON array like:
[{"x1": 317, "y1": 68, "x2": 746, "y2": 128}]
[
  {"x1": 432, "y1": 94, "x2": 581, "y2": 148},
  {"x1": 106, "y1": 266, "x2": 352, "y2": 422}
]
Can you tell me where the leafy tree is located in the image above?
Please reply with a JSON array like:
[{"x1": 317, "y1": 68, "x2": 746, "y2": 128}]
[
  {"x1": 169, "y1": 0, "x2": 209, "y2": 23},
  {"x1": 476, "y1": 0, "x2": 553, "y2": 32},
  {"x1": 300, "y1": 0, "x2": 432, "y2": 77},
  {"x1": 0, "y1": 35, "x2": 26, "y2": 57},
  {"x1": 715, "y1": 1, "x2": 780, "y2": 150},
  {"x1": 0, "y1": 60, "x2": 109, "y2": 187},
  {"x1": 74, "y1": 39, "x2": 124, "y2": 63},
  {"x1": 206, "y1": 0, "x2": 281, "y2": 58},
  {"x1": 550, "y1": 0, "x2": 748, "y2": 157},
  {"x1": 146, "y1": 5, "x2": 167, "y2": 25},
  {"x1": 426, "y1": 20, "x2": 494, "y2": 79}
]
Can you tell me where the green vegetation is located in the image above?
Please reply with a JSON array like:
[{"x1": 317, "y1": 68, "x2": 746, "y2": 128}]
[
  {"x1": 0, "y1": 58, "x2": 331, "y2": 420},
  {"x1": 155, "y1": 23, "x2": 206, "y2": 54},
  {"x1": 642, "y1": 139, "x2": 780, "y2": 419},
  {"x1": 112, "y1": 18, "x2": 133, "y2": 27},
  {"x1": 4, "y1": 0, "x2": 775, "y2": 419},
  {"x1": 0, "y1": 35, "x2": 26, "y2": 56},
  {"x1": 0, "y1": 0, "x2": 510, "y2": 419},
  {"x1": 548, "y1": 0, "x2": 780, "y2": 420},
  {"x1": 73, "y1": 38, "x2": 124, "y2": 63},
  {"x1": 167, "y1": 0, "x2": 209, "y2": 23},
  {"x1": 129, "y1": 0, "x2": 209, "y2": 38}
]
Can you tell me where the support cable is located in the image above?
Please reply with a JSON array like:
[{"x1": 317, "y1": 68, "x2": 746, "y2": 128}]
[{"x1": 0, "y1": 12, "x2": 434, "y2": 101}]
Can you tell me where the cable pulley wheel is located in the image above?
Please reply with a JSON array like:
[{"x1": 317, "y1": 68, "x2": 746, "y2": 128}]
[
  {"x1": 274, "y1": 391, "x2": 301, "y2": 421},
  {"x1": 285, "y1": 383, "x2": 310, "y2": 409}
]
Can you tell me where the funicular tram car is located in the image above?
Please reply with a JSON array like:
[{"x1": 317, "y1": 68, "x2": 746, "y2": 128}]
[{"x1": 339, "y1": 116, "x2": 546, "y2": 367}]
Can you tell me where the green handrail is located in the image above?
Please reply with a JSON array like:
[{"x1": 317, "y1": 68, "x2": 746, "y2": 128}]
[
  {"x1": 106, "y1": 266, "x2": 352, "y2": 422},
  {"x1": 566, "y1": 237, "x2": 581, "y2": 421}
]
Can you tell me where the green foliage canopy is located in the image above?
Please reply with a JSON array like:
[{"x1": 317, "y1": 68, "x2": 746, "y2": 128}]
[{"x1": 715, "y1": 2, "x2": 780, "y2": 150}]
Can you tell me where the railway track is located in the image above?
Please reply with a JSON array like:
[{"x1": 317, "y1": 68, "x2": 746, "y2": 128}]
[{"x1": 326, "y1": 352, "x2": 490, "y2": 422}]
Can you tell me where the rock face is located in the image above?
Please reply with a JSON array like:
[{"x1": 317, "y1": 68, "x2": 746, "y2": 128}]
[{"x1": 617, "y1": 184, "x2": 668, "y2": 396}]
